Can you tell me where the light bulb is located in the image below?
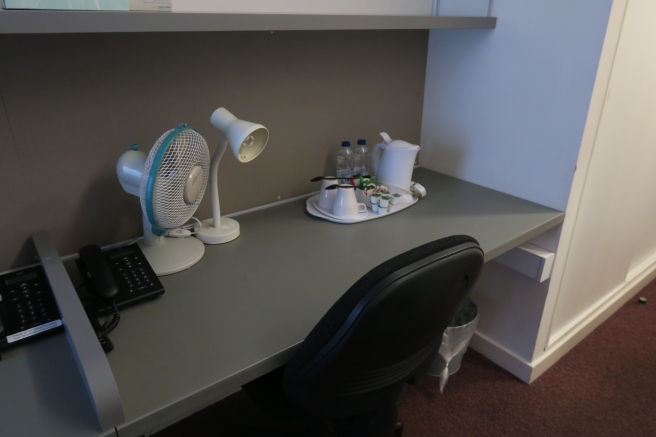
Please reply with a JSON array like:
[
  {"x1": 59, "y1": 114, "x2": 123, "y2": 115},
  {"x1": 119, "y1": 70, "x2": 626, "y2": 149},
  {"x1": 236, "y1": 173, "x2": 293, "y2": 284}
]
[{"x1": 241, "y1": 135, "x2": 255, "y2": 149}]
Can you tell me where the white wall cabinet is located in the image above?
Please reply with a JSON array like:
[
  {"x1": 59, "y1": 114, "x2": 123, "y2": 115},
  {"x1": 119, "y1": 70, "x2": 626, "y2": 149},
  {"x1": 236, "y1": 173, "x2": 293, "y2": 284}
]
[
  {"x1": 422, "y1": 0, "x2": 656, "y2": 382},
  {"x1": 534, "y1": 0, "x2": 656, "y2": 378},
  {"x1": 421, "y1": 0, "x2": 656, "y2": 382},
  {"x1": 172, "y1": 0, "x2": 493, "y2": 17},
  {"x1": 172, "y1": 0, "x2": 432, "y2": 15}
]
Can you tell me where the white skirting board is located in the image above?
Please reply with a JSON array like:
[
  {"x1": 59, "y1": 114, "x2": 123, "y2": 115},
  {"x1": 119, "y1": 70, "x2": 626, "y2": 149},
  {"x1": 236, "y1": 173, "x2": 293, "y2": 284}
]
[
  {"x1": 470, "y1": 259, "x2": 656, "y2": 383},
  {"x1": 531, "y1": 259, "x2": 656, "y2": 382},
  {"x1": 469, "y1": 332, "x2": 534, "y2": 383}
]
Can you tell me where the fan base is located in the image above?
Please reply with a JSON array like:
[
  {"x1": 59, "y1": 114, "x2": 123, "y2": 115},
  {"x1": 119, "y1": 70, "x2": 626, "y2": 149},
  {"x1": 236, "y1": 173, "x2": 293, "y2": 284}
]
[
  {"x1": 139, "y1": 236, "x2": 205, "y2": 276},
  {"x1": 196, "y1": 217, "x2": 240, "y2": 244}
]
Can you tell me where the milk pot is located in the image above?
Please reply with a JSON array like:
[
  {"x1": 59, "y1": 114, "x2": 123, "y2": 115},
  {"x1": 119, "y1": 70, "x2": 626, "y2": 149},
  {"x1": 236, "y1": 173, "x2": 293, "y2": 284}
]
[{"x1": 371, "y1": 132, "x2": 420, "y2": 191}]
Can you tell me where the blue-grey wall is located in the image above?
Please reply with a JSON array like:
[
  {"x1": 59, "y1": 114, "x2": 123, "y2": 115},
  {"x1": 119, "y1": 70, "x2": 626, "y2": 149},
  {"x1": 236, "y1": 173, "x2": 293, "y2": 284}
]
[
  {"x1": 418, "y1": 0, "x2": 613, "y2": 370},
  {"x1": 421, "y1": 0, "x2": 613, "y2": 211}
]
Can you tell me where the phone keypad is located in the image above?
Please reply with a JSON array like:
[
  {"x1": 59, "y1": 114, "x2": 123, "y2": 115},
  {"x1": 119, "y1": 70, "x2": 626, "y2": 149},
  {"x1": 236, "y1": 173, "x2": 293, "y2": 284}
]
[
  {"x1": 105, "y1": 244, "x2": 164, "y2": 310},
  {"x1": 0, "y1": 266, "x2": 62, "y2": 348},
  {"x1": 114, "y1": 255, "x2": 157, "y2": 293}
]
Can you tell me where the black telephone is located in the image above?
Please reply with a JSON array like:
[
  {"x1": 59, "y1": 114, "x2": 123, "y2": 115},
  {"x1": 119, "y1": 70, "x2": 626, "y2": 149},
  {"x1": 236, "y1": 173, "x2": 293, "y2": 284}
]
[
  {"x1": 76, "y1": 243, "x2": 165, "y2": 352},
  {"x1": 0, "y1": 265, "x2": 63, "y2": 351},
  {"x1": 0, "y1": 243, "x2": 165, "y2": 353},
  {"x1": 76, "y1": 243, "x2": 165, "y2": 311}
]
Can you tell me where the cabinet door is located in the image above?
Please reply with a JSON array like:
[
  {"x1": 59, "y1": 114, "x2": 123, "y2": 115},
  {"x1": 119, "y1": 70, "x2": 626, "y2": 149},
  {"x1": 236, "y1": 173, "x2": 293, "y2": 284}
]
[{"x1": 548, "y1": 0, "x2": 656, "y2": 346}]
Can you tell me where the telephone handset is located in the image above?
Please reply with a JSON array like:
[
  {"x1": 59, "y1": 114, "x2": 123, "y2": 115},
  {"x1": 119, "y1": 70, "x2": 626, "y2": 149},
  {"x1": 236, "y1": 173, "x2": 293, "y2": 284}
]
[
  {"x1": 75, "y1": 243, "x2": 165, "y2": 311},
  {"x1": 76, "y1": 243, "x2": 164, "y2": 352},
  {"x1": 77, "y1": 244, "x2": 122, "y2": 352},
  {"x1": 77, "y1": 245, "x2": 119, "y2": 302}
]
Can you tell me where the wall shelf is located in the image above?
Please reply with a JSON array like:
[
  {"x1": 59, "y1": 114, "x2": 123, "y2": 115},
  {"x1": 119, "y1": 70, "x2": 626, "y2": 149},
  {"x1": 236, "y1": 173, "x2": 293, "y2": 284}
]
[{"x1": 0, "y1": 10, "x2": 496, "y2": 34}]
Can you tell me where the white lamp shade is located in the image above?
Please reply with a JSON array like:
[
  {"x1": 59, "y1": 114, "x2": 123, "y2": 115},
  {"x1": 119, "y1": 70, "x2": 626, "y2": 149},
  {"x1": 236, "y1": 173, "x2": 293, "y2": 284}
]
[
  {"x1": 197, "y1": 107, "x2": 269, "y2": 245},
  {"x1": 210, "y1": 107, "x2": 269, "y2": 162}
]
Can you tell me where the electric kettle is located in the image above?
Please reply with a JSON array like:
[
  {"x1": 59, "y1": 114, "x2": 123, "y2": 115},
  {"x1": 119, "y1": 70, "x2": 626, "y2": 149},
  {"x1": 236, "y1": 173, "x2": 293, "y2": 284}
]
[{"x1": 371, "y1": 132, "x2": 420, "y2": 191}]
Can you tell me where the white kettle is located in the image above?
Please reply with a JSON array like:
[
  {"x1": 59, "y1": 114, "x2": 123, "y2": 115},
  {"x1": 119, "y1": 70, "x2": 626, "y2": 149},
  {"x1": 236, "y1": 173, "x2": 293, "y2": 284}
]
[{"x1": 371, "y1": 132, "x2": 420, "y2": 191}]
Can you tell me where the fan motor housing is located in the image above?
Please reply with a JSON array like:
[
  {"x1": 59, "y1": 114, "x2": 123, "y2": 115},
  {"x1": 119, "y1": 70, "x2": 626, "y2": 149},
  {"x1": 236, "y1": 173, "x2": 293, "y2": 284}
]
[{"x1": 184, "y1": 165, "x2": 206, "y2": 204}]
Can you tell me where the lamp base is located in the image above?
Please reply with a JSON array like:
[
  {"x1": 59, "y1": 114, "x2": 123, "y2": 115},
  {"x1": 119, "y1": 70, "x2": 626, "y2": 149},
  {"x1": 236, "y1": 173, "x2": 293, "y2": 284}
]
[
  {"x1": 196, "y1": 217, "x2": 240, "y2": 244},
  {"x1": 138, "y1": 236, "x2": 204, "y2": 276}
]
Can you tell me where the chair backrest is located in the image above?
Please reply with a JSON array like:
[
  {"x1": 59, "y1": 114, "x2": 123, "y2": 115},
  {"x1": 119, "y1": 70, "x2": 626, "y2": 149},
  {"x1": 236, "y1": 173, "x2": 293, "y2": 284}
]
[{"x1": 283, "y1": 235, "x2": 484, "y2": 418}]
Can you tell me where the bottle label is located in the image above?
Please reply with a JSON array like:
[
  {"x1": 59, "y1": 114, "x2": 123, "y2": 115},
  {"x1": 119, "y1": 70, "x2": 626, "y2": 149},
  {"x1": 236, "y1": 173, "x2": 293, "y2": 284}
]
[{"x1": 337, "y1": 171, "x2": 350, "y2": 180}]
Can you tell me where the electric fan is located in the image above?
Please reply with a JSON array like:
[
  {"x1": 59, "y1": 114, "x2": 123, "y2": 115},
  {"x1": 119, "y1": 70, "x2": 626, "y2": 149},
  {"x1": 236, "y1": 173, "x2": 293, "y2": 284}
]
[{"x1": 117, "y1": 124, "x2": 210, "y2": 276}]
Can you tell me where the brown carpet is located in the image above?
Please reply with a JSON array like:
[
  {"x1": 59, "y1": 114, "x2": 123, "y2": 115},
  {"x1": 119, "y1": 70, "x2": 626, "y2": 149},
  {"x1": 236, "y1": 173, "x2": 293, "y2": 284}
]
[{"x1": 154, "y1": 279, "x2": 656, "y2": 436}]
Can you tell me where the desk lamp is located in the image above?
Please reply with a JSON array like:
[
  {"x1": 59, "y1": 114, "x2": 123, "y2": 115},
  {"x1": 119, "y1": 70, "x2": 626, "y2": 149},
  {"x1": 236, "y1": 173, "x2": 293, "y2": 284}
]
[{"x1": 196, "y1": 108, "x2": 269, "y2": 244}]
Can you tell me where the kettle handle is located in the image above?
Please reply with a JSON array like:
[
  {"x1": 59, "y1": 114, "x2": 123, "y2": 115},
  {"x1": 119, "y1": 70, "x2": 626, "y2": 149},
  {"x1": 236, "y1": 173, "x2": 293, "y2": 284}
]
[
  {"x1": 380, "y1": 132, "x2": 393, "y2": 144},
  {"x1": 372, "y1": 142, "x2": 384, "y2": 178}
]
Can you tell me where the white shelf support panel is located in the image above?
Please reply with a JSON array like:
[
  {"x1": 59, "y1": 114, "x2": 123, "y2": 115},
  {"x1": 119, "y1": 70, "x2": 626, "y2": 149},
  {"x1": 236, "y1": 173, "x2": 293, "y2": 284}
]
[
  {"x1": 0, "y1": 10, "x2": 496, "y2": 34},
  {"x1": 32, "y1": 232, "x2": 125, "y2": 432},
  {"x1": 493, "y1": 243, "x2": 556, "y2": 283}
]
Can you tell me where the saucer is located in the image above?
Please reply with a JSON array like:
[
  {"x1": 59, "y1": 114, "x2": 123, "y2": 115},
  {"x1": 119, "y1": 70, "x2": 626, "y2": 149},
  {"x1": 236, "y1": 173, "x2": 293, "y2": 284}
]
[
  {"x1": 312, "y1": 199, "x2": 368, "y2": 221},
  {"x1": 305, "y1": 190, "x2": 417, "y2": 225},
  {"x1": 306, "y1": 198, "x2": 360, "y2": 223}
]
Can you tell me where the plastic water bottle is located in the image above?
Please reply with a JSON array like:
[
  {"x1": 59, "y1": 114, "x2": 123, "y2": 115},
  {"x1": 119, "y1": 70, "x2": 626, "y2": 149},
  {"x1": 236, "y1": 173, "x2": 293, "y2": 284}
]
[
  {"x1": 352, "y1": 139, "x2": 370, "y2": 176},
  {"x1": 336, "y1": 141, "x2": 353, "y2": 181}
]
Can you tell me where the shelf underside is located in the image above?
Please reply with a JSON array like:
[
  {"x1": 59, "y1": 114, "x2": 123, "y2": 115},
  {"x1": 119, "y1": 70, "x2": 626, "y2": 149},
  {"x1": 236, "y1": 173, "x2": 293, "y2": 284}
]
[{"x1": 0, "y1": 10, "x2": 496, "y2": 34}]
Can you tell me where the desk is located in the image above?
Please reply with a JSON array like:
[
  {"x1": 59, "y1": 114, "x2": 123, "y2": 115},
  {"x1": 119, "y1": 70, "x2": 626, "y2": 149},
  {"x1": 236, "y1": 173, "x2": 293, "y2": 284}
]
[{"x1": 0, "y1": 169, "x2": 564, "y2": 436}]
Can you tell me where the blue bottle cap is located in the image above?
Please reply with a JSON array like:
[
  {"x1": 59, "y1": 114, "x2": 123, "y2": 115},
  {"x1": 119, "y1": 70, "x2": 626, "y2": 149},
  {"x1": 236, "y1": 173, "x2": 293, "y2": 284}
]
[
  {"x1": 341, "y1": 141, "x2": 351, "y2": 147},
  {"x1": 357, "y1": 139, "x2": 366, "y2": 145}
]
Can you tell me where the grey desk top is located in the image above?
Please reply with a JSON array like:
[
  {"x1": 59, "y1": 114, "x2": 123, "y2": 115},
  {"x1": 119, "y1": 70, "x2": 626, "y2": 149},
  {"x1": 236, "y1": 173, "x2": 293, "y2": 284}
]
[
  {"x1": 0, "y1": 334, "x2": 116, "y2": 437},
  {"x1": 0, "y1": 169, "x2": 564, "y2": 437}
]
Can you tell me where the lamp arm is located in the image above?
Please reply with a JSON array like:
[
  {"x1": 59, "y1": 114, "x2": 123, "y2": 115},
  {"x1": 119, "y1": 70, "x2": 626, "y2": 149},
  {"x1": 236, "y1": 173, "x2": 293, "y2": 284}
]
[{"x1": 209, "y1": 132, "x2": 229, "y2": 229}]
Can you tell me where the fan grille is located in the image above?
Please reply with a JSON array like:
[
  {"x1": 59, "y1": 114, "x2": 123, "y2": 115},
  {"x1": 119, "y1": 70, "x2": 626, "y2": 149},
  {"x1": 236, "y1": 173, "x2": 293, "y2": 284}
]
[{"x1": 141, "y1": 127, "x2": 210, "y2": 230}]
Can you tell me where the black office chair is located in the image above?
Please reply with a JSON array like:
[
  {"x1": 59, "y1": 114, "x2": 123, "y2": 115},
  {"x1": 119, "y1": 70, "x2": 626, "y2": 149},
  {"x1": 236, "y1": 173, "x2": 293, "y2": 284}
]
[{"x1": 241, "y1": 235, "x2": 484, "y2": 437}]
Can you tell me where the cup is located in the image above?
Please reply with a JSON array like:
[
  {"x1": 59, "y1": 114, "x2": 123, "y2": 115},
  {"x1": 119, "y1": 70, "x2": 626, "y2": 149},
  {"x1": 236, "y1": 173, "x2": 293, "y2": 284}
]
[
  {"x1": 318, "y1": 178, "x2": 339, "y2": 211},
  {"x1": 333, "y1": 185, "x2": 367, "y2": 219},
  {"x1": 355, "y1": 188, "x2": 369, "y2": 204}
]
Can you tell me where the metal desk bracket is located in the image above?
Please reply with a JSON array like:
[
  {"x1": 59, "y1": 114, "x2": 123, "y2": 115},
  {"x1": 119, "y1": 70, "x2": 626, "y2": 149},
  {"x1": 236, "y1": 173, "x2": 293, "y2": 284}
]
[{"x1": 33, "y1": 231, "x2": 125, "y2": 432}]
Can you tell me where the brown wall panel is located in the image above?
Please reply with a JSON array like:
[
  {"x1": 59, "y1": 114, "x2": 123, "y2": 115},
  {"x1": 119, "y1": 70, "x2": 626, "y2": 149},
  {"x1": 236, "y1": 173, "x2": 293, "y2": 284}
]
[{"x1": 0, "y1": 30, "x2": 427, "y2": 270}]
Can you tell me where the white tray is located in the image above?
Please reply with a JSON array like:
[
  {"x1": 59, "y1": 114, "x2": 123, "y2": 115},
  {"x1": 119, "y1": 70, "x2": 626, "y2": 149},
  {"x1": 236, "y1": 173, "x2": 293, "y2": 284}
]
[{"x1": 306, "y1": 186, "x2": 417, "y2": 224}]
